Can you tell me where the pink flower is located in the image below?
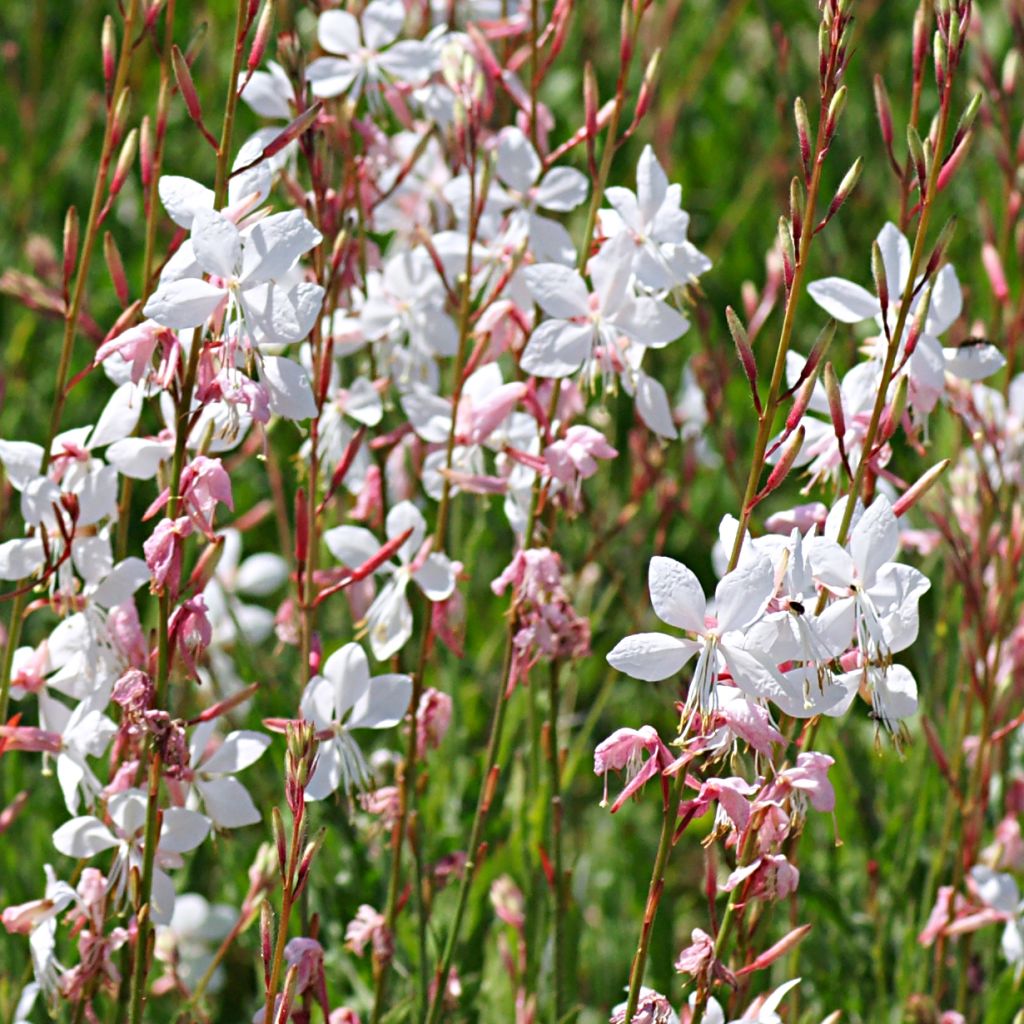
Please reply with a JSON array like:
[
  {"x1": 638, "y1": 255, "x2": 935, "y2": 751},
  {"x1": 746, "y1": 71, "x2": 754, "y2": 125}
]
[
  {"x1": 679, "y1": 776, "x2": 757, "y2": 832},
  {"x1": 284, "y1": 936, "x2": 325, "y2": 992},
  {"x1": 543, "y1": 425, "x2": 617, "y2": 487},
  {"x1": 416, "y1": 688, "x2": 453, "y2": 756},
  {"x1": 345, "y1": 904, "x2": 391, "y2": 960},
  {"x1": 143, "y1": 516, "x2": 194, "y2": 594},
  {"x1": 721, "y1": 854, "x2": 800, "y2": 902},
  {"x1": 168, "y1": 596, "x2": 212, "y2": 677},
  {"x1": 775, "y1": 751, "x2": 836, "y2": 813},
  {"x1": 490, "y1": 875, "x2": 525, "y2": 930},
  {"x1": 593, "y1": 726, "x2": 673, "y2": 812},
  {"x1": 674, "y1": 927, "x2": 736, "y2": 989}
]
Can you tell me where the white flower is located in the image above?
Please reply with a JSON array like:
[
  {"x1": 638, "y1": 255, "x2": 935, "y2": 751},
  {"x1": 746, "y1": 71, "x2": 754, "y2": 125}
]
[
  {"x1": 521, "y1": 233, "x2": 688, "y2": 381},
  {"x1": 155, "y1": 892, "x2": 235, "y2": 991},
  {"x1": 144, "y1": 206, "x2": 324, "y2": 354},
  {"x1": 186, "y1": 721, "x2": 271, "y2": 828},
  {"x1": 324, "y1": 501, "x2": 457, "y2": 661},
  {"x1": 607, "y1": 554, "x2": 781, "y2": 716},
  {"x1": 38, "y1": 692, "x2": 117, "y2": 814},
  {"x1": 300, "y1": 643, "x2": 412, "y2": 799},
  {"x1": 970, "y1": 865, "x2": 1024, "y2": 965},
  {"x1": 600, "y1": 145, "x2": 712, "y2": 292},
  {"x1": 52, "y1": 789, "x2": 210, "y2": 925},
  {"x1": 807, "y1": 222, "x2": 1004, "y2": 416},
  {"x1": 306, "y1": 0, "x2": 435, "y2": 103}
]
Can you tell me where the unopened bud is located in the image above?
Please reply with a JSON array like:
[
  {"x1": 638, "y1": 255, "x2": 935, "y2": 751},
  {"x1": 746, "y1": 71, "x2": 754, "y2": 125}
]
[
  {"x1": 104, "y1": 232, "x2": 130, "y2": 307},
  {"x1": 873, "y1": 74, "x2": 894, "y2": 150},
  {"x1": 824, "y1": 362, "x2": 845, "y2": 440},
  {"x1": 871, "y1": 240, "x2": 889, "y2": 315},
  {"x1": 109, "y1": 128, "x2": 137, "y2": 198},
  {"x1": 778, "y1": 216, "x2": 795, "y2": 287},
  {"x1": 790, "y1": 177, "x2": 804, "y2": 252},
  {"x1": 726, "y1": 307, "x2": 760, "y2": 412},
  {"x1": 925, "y1": 216, "x2": 957, "y2": 278},
  {"x1": 820, "y1": 156, "x2": 862, "y2": 228},
  {"x1": 982, "y1": 241, "x2": 1009, "y2": 304},
  {"x1": 140, "y1": 115, "x2": 154, "y2": 190},
  {"x1": 248, "y1": 0, "x2": 274, "y2": 73},
  {"x1": 825, "y1": 84, "x2": 847, "y2": 140},
  {"x1": 62, "y1": 206, "x2": 79, "y2": 296},
  {"x1": 907, "y1": 124, "x2": 927, "y2": 192},
  {"x1": 881, "y1": 373, "x2": 908, "y2": 439},
  {"x1": 794, "y1": 97, "x2": 812, "y2": 179},
  {"x1": 753, "y1": 426, "x2": 805, "y2": 511},
  {"x1": 272, "y1": 806, "x2": 288, "y2": 879},
  {"x1": 172, "y1": 45, "x2": 205, "y2": 126},
  {"x1": 892, "y1": 459, "x2": 951, "y2": 517},
  {"x1": 102, "y1": 17, "x2": 116, "y2": 97},
  {"x1": 935, "y1": 30, "x2": 948, "y2": 90},
  {"x1": 110, "y1": 87, "x2": 131, "y2": 148}
]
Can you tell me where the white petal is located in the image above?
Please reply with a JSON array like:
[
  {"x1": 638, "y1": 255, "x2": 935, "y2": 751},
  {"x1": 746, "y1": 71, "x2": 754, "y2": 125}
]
[
  {"x1": 150, "y1": 868, "x2": 177, "y2": 926},
  {"x1": 235, "y1": 553, "x2": 289, "y2": 595},
  {"x1": 241, "y1": 210, "x2": 322, "y2": 286},
  {"x1": 261, "y1": 356, "x2": 318, "y2": 420},
  {"x1": 192, "y1": 209, "x2": 242, "y2": 279},
  {"x1": 300, "y1": 674, "x2": 334, "y2": 731},
  {"x1": 304, "y1": 740, "x2": 343, "y2": 801},
  {"x1": 324, "y1": 525, "x2": 384, "y2": 568},
  {"x1": 520, "y1": 320, "x2": 592, "y2": 378},
  {"x1": 386, "y1": 501, "x2": 426, "y2": 562},
  {"x1": 91, "y1": 557, "x2": 149, "y2": 607},
  {"x1": 495, "y1": 126, "x2": 541, "y2": 192},
  {"x1": 105, "y1": 437, "x2": 171, "y2": 479},
  {"x1": 535, "y1": 166, "x2": 588, "y2": 212},
  {"x1": 200, "y1": 730, "x2": 270, "y2": 775},
  {"x1": 323, "y1": 642, "x2": 371, "y2": 719},
  {"x1": 850, "y1": 495, "x2": 897, "y2": 588},
  {"x1": 925, "y1": 263, "x2": 962, "y2": 335},
  {"x1": 53, "y1": 816, "x2": 118, "y2": 858},
  {"x1": 412, "y1": 552, "x2": 456, "y2": 601},
  {"x1": 633, "y1": 372, "x2": 678, "y2": 439},
  {"x1": 943, "y1": 342, "x2": 1005, "y2": 381},
  {"x1": 606, "y1": 632, "x2": 701, "y2": 681},
  {"x1": 348, "y1": 673, "x2": 412, "y2": 730},
  {"x1": 244, "y1": 281, "x2": 324, "y2": 345},
  {"x1": 318, "y1": 9, "x2": 361, "y2": 53},
  {"x1": 159, "y1": 808, "x2": 211, "y2": 853},
  {"x1": 144, "y1": 278, "x2": 226, "y2": 330},
  {"x1": 807, "y1": 277, "x2": 880, "y2": 323},
  {"x1": 89, "y1": 382, "x2": 143, "y2": 448},
  {"x1": 366, "y1": 579, "x2": 413, "y2": 661},
  {"x1": 0, "y1": 440, "x2": 43, "y2": 489},
  {"x1": 0, "y1": 538, "x2": 45, "y2": 580},
  {"x1": 522, "y1": 264, "x2": 589, "y2": 319},
  {"x1": 714, "y1": 556, "x2": 774, "y2": 632},
  {"x1": 876, "y1": 222, "x2": 911, "y2": 295},
  {"x1": 239, "y1": 66, "x2": 292, "y2": 120},
  {"x1": 197, "y1": 777, "x2": 262, "y2": 828},
  {"x1": 158, "y1": 176, "x2": 215, "y2": 229},
  {"x1": 648, "y1": 556, "x2": 706, "y2": 633}
]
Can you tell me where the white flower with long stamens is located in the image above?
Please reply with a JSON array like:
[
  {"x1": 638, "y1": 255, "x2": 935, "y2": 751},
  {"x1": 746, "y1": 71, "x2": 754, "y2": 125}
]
[
  {"x1": 52, "y1": 789, "x2": 210, "y2": 926},
  {"x1": 300, "y1": 643, "x2": 412, "y2": 799},
  {"x1": 808, "y1": 222, "x2": 1004, "y2": 416},
  {"x1": 607, "y1": 554, "x2": 781, "y2": 717},
  {"x1": 600, "y1": 145, "x2": 712, "y2": 292},
  {"x1": 522, "y1": 233, "x2": 688, "y2": 382},
  {"x1": 324, "y1": 501, "x2": 457, "y2": 661}
]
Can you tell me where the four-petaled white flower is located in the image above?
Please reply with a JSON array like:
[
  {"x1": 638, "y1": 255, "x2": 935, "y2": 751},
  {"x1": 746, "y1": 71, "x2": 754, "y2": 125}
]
[
  {"x1": 186, "y1": 721, "x2": 271, "y2": 829},
  {"x1": 300, "y1": 643, "x2": 412, "y2": 799},
  {"x1": 324, "y1": 501, "x2": 457, "y2": 661}
]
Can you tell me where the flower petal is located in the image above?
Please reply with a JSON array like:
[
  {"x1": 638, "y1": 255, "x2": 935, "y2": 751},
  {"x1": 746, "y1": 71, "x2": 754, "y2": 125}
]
[
  {"x1": 606, "y1": 633, "x2": 701, "y2": 681},
  {"x1": 807, "y1": 277, "x2": 880, "y2": 323},
  {"x1": 648, "y1": 556, "x2": 706, "y2": 633}
]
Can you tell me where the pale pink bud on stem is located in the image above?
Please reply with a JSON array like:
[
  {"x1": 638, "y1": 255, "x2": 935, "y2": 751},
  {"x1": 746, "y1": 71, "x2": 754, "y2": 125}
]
[
  {"x1": 751, "y1": 426, "x2": 804, "y2": 511},
  {"x1": 793, "y1": 97, "x2": 812, "y2": 182},
  {"x1": 982, "y1": 241, "x2": 1009, "y2": 303},
  {"x1": 247, "y1": 0, "x2": 274, "y2": 74},
  {"x1": 735, "y1": 923, "x2": 813, "y2": 976},
  {"x1": 892, "y1": 459, "x2": 951, "y2": 517},
  {"x1": 907, "y1": 124, "x2": 927, "y2": 195},
  {"x1": 62, "y1": 205, "x2": 78, "y2": 302},
  {"x1": 726, "y1": 307, "x2": 761, "y2": 415},
  {"x1": 104, "y1": 231, "x2": 130, "y2": 306},
  {"x1": 816, "y1": 156, "x2": 862, "y2": 231},
  {"x1": 140, "y1": 115, "x2": 154, "y2": 192},
  {"x1": 101, "y1": 16, "x2": 116, "y2": 102},
  {"x1": 0, "y1": 791, "x2": 28, "y2": 835}
]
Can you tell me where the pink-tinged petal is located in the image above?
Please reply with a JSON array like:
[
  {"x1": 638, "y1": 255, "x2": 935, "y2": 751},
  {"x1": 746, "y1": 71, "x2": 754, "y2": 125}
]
[
  {"x1": 648, "y1": 556, "x2": 706, "y2": 633},
  {"x1": 348, "y1": 673, "x2": 412, "y2": 730},
  {"x1": 52, "y1": 817, "x2": 118, "y2": 858},
  {"x1": 715, "y1": 555, "x2": 774, "y2": 632},
  {"x1": 523, "y1": 264, "x2": 589, "y2": 319},
  {"x1": 609, "y1": 753, "x2": 663, "y2": 813},
  {"x1": 144, "y1": 278, "x2": 226, "y2": 329},
  {"x1": 806, "y1": 277, "x2": 880, "y2": 323},
  {"x1": 606, "y1": 633, "x2": 700, "y2": 681},
  {"x1": 192, "y1": 209, "x2": 242, "y2": 279},
  {"x1": 197, "y1": 776, "x2": 261, "y2": 828},
  {"x1": 521, "y1": 320, "x2": 592, "y2": 378},
  {"x1": 850, "y1": 495, "x2": 897, "y2": 588},
  {"x1": 159, "y1": 808, "x2": 211, "y2": 853}
]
